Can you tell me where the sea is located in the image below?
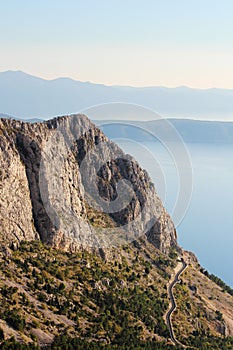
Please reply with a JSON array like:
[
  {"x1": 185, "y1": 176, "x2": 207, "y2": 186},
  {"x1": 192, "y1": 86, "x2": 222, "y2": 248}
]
[{"x1": 114, "y1": 139, "x2": 233, "y2": 288}]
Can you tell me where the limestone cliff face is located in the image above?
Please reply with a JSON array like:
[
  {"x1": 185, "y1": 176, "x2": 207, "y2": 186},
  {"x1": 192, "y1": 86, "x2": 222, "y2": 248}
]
[
  {"x1": 0, "y1": 115, "x2": 178, "y2": 255},
  {"x1": 0, "y1": 121, "x2": 38, "y2": 245}
]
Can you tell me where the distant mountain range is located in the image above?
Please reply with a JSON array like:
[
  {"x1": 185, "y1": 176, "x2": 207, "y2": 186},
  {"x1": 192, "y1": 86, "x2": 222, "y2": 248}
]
[{"x1": 1, "y1": 70, "x2": 233, "y2": 120}]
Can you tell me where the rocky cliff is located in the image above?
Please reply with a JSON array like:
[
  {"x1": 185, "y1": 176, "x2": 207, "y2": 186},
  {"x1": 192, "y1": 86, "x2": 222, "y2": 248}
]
[
  {"x1": 1, "y1": 115, "x2": 233, "y2": 349},
  {"x1": 0, "y1": 115, "x2": 177, "y2": 255}
]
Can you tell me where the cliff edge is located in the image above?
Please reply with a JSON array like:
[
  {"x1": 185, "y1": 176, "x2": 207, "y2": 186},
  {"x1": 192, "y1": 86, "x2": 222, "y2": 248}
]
[{"x1": 0, "y1": 114, "x2": 177, "y2": 255}]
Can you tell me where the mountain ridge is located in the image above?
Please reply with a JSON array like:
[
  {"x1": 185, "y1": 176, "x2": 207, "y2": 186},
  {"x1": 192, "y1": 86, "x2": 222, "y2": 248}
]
[
  {"x1": 2, "y1": 71, "x2": 233, "y2": 120},
  {"x1": 3, "y1": 70, "x2": 233, "y2": 91}
]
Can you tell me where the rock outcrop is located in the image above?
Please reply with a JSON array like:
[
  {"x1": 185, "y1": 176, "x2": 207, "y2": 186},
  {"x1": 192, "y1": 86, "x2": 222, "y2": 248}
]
[{"x1": 0, "y1": 115, "x2": 178, "y2": 255}]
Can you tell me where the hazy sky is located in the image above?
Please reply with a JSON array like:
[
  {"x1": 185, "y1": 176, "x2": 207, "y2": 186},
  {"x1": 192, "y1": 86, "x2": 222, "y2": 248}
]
[{"x1": 1, "y1": 0, "x2": 233, "y2": 88}]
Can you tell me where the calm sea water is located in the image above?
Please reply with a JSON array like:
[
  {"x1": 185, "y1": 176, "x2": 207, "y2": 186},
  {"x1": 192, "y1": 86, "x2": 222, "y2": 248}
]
[{"x1": 115, "y1": 140, "x2": 233, "y2": 287}]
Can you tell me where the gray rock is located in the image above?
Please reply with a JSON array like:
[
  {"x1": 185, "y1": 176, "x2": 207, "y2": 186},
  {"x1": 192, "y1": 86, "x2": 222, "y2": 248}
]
[{"x1": 0, "y1": 114, "x2": 178, "y2": 255}]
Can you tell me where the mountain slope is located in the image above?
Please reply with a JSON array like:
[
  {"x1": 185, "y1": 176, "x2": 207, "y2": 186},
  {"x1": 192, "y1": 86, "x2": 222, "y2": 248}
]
[
  {"x1": 0, "y1": 241, "x2": 233, "y2": 349},
  {"x1": 0, "y1": 114, "x2": 233, "y2": 349}
]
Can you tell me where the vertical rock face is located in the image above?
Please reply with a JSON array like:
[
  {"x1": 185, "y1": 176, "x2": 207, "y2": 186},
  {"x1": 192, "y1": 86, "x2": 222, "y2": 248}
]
[
  {"x1": 0, "y1": 121, "x2": 38, "y2": 245},
  {"x1": 0, "y1": 115, "x2": 178, "y2": 255}
]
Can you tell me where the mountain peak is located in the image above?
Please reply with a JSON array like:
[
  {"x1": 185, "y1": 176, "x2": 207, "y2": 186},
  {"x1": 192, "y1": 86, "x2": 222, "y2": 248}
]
[
  {"x1": 0, "y1": 114, "x2": 177, "y2": 254},
  {"x1": 1, "y1": 70, "x2": 35, "y2": 77}
]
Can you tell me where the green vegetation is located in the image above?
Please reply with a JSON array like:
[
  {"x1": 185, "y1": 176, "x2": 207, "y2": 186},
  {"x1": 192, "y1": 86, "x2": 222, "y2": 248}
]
[
  {"x1": 85, "y1": 202, "x2": 116, "y2": 228},
  {"x1": 184, "y1": 335, "x2": 233, "y2": 349},
  {"x1": 0, "y1": 241, "x2": 233, "y2": 349},
  {"x1": 3, "y1": 309, "x2": 26, "y2": 331},
  {"x1": 0, "y1": 335, "x2": 182, "y2": 350},
  {"x1": 200, "y1": 268, "x2": 233, "y2": 296},
  {"x1": 0, "y1": 240, "x2": 173, "y2": 347},
  {"x1": 1, "y1": 333, "x2": 233, "y2": 349}
]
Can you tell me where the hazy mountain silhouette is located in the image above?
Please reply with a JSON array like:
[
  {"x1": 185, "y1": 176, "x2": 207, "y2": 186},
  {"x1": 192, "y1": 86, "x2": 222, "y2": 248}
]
[
  {"x1": 96, "y1": 119, "x2": 233, "y2": 143},
  {"x1": 1, "y1": 70, "x2": 233, "y2": 120}
]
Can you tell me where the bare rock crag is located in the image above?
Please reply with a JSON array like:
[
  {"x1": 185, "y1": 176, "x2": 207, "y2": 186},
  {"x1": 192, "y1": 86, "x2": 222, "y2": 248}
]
[{"x1": 0, "y1": 115, "x2": 178, "y2": 255}]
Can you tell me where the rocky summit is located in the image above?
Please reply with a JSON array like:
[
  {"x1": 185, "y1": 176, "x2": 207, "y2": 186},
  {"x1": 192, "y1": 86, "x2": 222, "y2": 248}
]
[{"x1": 0, "y1": 114, "x2": 177, "y2": 255}]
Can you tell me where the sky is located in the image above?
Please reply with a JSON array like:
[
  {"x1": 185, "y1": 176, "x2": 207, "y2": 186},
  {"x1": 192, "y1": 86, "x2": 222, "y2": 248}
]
[{"x1": 1, "y1": 0, "x2": 233, "y2": 88}]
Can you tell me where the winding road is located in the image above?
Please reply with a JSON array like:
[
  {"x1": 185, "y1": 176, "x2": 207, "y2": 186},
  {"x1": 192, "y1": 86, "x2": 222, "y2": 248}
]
[{"x1": 166, "y1": 258, "x2": 188, "y2": 346}]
